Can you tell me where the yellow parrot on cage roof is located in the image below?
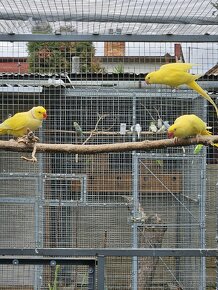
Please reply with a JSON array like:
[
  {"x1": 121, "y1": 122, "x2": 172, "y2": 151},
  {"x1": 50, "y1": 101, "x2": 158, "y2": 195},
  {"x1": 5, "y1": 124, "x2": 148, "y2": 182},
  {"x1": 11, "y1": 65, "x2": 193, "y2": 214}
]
[
  {"x1": 167, "y1": 114, "x2": 218, "y2": 148},
  {"x1": 145, "y1": 63, "x2": 218, "y2": 117},
  {"x1": 0, "y1": 106, "x2": 47, "y2": 137}
]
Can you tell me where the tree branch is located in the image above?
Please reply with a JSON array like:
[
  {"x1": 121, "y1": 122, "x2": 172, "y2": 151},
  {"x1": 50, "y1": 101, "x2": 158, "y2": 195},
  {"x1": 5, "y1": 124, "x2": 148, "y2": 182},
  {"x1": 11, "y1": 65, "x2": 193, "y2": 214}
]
[{"x1": 0, "y1": 135, "x2": 218, "y2": 155}]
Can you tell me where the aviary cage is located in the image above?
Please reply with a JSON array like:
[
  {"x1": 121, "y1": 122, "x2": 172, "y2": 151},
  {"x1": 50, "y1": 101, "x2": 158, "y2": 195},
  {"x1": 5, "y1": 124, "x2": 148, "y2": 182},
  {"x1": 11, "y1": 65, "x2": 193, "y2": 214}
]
[{"x1": 0, "y1": 1, "x2": 217, "y2": 289}]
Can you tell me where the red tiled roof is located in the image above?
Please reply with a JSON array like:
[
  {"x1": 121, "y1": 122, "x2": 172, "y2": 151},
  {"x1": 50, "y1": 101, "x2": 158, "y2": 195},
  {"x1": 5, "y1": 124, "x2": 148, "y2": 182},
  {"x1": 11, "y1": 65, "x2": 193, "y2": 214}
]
[
  {"x1": 0, "y1": 57, "x2": 29, "y2": 73},
  {"x1": 0, "y1": 62, "x2": 29, "y2": 73}
]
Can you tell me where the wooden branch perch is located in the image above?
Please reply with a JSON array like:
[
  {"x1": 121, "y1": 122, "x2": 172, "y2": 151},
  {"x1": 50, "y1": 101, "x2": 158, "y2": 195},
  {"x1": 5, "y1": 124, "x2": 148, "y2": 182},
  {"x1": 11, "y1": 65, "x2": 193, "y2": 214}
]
[{"x1": 0, "y1": 135, "x2": 218, "y2": 155}]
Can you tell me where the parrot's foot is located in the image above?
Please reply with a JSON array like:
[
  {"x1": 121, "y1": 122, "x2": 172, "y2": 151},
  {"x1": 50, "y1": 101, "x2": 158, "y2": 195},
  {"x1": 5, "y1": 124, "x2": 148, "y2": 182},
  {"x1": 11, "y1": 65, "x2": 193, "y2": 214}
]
[
  {"x1": 173, "y1": 136, "x2": 179, "y2": 144},
  {"x1": 17, "y1": 130, "x2": 39, "y2": 145},
  {"x1": 172, "y1": 137, "x2": 185, "y2": 153},
  {"x1": 20, "y1": 138, "x2": 38, "y2": 163},
  {"x1": 17, "y1": 136, "x2": 29, "y2": 144},
  {"x1": 195, "y1": 134, "x2": 202, "y2": 144}
]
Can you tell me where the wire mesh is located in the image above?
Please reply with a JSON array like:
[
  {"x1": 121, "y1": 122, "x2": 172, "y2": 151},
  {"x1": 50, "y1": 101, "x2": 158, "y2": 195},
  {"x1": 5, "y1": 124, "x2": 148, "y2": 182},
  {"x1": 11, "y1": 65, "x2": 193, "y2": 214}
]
[
  {"x1": 0, "y1": 39, "x2": 217, "y2": 289},
  {"x1": 0, "y1": 264, "x2": 93, "y2": 289},
  {"x1": 0, "y1": 0, "x2": 217, "y2": 35},
  {"x1": 0, "y1": 257, "x2": 216, "y2": 289}
]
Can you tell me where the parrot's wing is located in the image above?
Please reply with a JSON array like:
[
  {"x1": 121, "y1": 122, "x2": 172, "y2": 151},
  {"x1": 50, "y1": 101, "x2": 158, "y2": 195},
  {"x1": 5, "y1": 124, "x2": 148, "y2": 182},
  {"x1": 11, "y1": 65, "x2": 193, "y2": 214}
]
[
  {"x1": 0, "y1": 112, "x2": 29, "y2": 131},
  {"x1": 160, "y1": 63, "x2": 194, "y2": 72},
  {"x1": 174, "y1": 114, "x2": 201, "y2": 124}
]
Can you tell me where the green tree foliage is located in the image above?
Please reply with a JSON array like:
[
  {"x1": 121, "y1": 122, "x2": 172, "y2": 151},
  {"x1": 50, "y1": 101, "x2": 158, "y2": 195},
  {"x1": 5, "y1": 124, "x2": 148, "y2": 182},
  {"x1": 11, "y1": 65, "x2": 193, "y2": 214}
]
[
  {"x1": 27, "y1": 23, "x2": 103, "y2": 73},
  {"x1": 27, "y1": 41, "x2": 98, "y2": 73}
]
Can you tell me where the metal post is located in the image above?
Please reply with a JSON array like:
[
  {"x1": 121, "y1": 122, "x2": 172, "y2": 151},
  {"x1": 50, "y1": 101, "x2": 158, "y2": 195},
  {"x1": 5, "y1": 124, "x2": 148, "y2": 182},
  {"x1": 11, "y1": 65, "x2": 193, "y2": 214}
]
[
  {"x1": 132, "y1": 94, "x2": 138, "y2": 290},
  {"x1": 34, "y1": 128, "x2": 44, "y2": 290},
  {"x1": 199, "y1": 160, "x2": 206, "y2": 290},
  {"x1": 88, "y1": 264, "x2": 95, "y2": 290},
  {"x1": 199, "y1": 100, "x2": 207, "y2": 290},
  {"x1": 97, "y1": 255, "x2": 105, "y2": 290},
  {"x1": 216, "y1": 181, "x2": 218, "y2": 290}
]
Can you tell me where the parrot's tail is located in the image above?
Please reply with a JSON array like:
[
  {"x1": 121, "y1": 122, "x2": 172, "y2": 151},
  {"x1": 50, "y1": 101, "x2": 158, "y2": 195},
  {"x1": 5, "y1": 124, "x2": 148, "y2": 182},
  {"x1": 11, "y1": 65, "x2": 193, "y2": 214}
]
[
  {"x1": 187, "y1": 81, "x2": 218, "y2": 117},
  {"x1": 202, "y1": 130, "x2": 218, "y2": 147}
]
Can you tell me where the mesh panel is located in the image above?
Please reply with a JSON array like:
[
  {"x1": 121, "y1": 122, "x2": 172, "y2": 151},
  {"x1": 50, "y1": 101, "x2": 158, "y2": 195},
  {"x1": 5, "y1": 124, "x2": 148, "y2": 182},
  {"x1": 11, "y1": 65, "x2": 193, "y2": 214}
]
[{"x1": 0, "y1": 40, "x2": 217, "y2": 288}]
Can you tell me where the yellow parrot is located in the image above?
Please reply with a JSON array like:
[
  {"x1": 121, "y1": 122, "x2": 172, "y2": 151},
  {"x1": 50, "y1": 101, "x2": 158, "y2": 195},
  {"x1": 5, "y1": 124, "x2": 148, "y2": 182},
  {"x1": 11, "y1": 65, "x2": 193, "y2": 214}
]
[
  {"x1": 167, "y1": 114, "x2": 218, "y2": 147},
  {"x1": 145, "y1": 63, "x2": 218, "y2": 117},
  {"x1": 0, "y1": 106, "x2": 47, "y2": 137}
]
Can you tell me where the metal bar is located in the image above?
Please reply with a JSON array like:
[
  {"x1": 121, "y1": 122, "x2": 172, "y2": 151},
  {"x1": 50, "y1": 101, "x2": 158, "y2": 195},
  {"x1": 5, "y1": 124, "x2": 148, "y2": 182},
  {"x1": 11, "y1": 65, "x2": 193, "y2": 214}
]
[
  {"x1": 43, "y1": 173, "x2": 87, "y2": 179},
  {"x1": 216, "y1": 257, "x2": 218, "y2": 290},
  {"x1": 82, "y1": 175, "x2": 87, "y2": 202},
  {"x1": 0, "y1": 173, "x2": 86, "y2": 178},
  {"x1": 199, "y1": 102, "x2": 207, "y2": 290},
  {"x1": 0, "y1": 74, "x2": 217, "y2": 87},
  {"x1": 132, "y1": 94, "x2": 138, "y2": 290},
  {"x1": 35, "y1": 143, "x2": 44, "y2": 290},
  {"x1": 0, "y1": 248, "x2": 217, "y2": 257},
  {"x1": 136, "y1": 154, "x2": 205, "y2": 160},
  {"x1": 0, "y1": 197, "x2": 36, "y2": 204},
  {"x1": 40, "y1": 201, "x2": 128, "y2": 207},
  {"x1": 34, "y1": 180, "x2": 41, "y2": 290},
  {"x1": 88, "y1": 264, "x2": 96, "y2": 290},
  {"x1": 97, "y1": 255, "x2": 105, "y2": 290},
  {"x1": 216, "y1": 182, "x2": 218, "y2": 290},
  {"x1": 0, "y1": 12, "x2": 217, "y2": 25},
  {"x1": 0, "y1": 199, "x2": 123, "y2": 206},
  {"x1": 0, "y1": 34, "x2": 217, "y2": 42},
  {"x1": 0, "y1": 257, "x2": 96, "y2": 265}
]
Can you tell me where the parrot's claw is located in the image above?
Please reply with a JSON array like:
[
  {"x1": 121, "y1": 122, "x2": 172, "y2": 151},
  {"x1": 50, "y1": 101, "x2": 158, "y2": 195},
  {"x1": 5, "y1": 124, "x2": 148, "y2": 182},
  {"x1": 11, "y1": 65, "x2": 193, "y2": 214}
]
[
  {"x1": 173, "y1": 136, "x2": 179, "y2": 144},
  {"x1": 17, "y1": 130, "x2": 39, "y2": 145},
  {"x1": 26, "y1": 130, "x2": 40, "y2": 142},
  {"x1": 17, "y1": 136, "x2": 29, "y2": 144},
  {"x1": 195, "y1": 134, "x2": 201, "y2": 144}
]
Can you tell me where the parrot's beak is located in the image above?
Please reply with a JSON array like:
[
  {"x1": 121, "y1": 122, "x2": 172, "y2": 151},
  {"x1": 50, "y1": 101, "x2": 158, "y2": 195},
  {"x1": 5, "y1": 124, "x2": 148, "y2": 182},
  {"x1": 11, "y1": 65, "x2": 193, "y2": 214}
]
[
  {"x1": 145, "y1": 78, "x2": 150, "y2": 85},
  {"x1": 167, "y1": 131, "x2": 174, "y2": 139},
  {"x1": 43, "y1": 112, "x2": 48, "y2": 119}
]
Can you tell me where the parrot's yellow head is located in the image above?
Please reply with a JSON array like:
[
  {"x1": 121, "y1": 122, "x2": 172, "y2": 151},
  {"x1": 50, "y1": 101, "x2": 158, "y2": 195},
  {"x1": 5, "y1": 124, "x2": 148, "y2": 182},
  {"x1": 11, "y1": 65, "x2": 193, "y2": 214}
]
[
  {"x1": 32, "y1": 106, "x2": 47, "y2": 120},
  {"x1": 145, "y1": 72, "x2": 157, "y2": 84},
  {"x1": 168, "y1": 123, "x2": 186, "y2": 139},
  {"x1": 167, "y1": 124, "x2": 177, "y2": 138}
]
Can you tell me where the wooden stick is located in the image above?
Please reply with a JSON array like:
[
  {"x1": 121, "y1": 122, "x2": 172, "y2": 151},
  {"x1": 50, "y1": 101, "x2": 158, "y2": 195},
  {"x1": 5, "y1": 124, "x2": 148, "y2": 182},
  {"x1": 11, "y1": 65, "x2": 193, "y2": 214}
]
[{"x1": 0, "y1": 135, "x2": 218, "y2": 155}]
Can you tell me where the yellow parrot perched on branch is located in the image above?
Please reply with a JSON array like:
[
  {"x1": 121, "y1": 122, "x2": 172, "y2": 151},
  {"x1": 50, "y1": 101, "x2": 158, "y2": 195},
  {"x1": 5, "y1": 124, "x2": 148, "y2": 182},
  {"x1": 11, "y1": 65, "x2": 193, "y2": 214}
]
[
  {"x1": 167, "y1": 114, "x2": 218, "y2": 148},
  {"x1": 145, "y1": 63, "x2": 218, "y2": 117},
  {"x1": 0, "y1": 106, "x2": 47, "y2": 137}
]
